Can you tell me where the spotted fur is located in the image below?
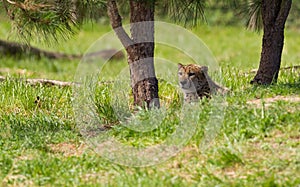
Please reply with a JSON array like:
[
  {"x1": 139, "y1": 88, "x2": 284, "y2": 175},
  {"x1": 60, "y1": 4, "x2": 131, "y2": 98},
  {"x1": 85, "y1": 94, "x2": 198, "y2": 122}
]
[{"x1": 178, "y1": 63, "x2": 229, "y2": 102}]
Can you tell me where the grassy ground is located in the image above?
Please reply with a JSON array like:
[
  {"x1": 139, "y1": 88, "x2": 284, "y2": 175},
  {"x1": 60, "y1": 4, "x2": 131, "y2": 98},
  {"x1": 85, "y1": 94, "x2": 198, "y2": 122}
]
[{"x1": 0, "y1": 19, "x2": 300, "y2": 186}]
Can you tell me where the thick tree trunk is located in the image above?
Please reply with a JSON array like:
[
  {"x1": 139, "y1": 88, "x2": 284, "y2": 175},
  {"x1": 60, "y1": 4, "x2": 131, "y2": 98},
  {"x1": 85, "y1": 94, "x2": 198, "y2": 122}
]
[
  {"x1": 251, "y1": 0, "x2": 292, "y2": 85},
  {"x1": 107, "y1": 0, "x2": 160, "y2": 109}
]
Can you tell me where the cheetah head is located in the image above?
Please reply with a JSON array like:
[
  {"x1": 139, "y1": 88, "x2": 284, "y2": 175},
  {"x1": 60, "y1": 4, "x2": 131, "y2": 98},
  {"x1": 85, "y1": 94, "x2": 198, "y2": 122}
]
[{"x1": 177, "y1": 63, "x2": 208, "y2": 93}]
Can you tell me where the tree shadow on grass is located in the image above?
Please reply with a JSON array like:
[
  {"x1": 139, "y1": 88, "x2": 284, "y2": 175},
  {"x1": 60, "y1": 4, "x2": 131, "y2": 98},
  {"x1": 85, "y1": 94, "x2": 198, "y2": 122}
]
[
  {"x1": 250, "y1": 77, "x2": 300, "y2": 94},
  {"x1": 276, "y1": 78, "x2": 300, "y2": 94}
]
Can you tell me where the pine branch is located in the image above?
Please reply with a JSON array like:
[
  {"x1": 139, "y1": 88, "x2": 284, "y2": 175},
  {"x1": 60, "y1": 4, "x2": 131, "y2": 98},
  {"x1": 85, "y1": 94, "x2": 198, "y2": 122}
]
[
  {"x1": 166, "y1": 0, "x2": 206, "y2": 26},
  {"x1": 2, "y1": 0, "x2": 107, "y2": 44},
  {"x1": 4, "y1": 0, "x2": 52, "y2": 11}
]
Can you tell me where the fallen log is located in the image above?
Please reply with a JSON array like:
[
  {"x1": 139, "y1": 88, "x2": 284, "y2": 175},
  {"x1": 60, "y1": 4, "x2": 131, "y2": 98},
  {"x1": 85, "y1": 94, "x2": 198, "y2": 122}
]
[
  {"x1": 0, "y1": 76, "x2": 114, "y2": 87},
  {"x1": 0, "y1": 75, "x2": 76, "y2": 87},
  {"x1": 249, "y1": 65, "x2": 300, "y2": 73},
  {"x1": 0, "y1": 39, "x2": 124, "y2": 60}
]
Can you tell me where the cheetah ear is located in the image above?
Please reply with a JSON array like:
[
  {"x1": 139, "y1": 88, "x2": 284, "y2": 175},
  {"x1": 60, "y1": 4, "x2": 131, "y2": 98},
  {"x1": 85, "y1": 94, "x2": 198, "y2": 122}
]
[
  {"x1": 178, "y1": 63, "x2": 184, "y2": 69},
  {"x1": 201, "y1": 66, "x2": 208, "y2": 73}
]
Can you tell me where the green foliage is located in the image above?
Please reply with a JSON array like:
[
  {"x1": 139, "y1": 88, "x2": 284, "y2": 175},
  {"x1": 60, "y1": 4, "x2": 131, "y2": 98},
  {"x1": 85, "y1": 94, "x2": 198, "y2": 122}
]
[
  {"x1": 1, "y1": 0, "x2": 207, "y2": 42},
  {"x1": 2, "y1": 0, "x2": 300, "y2": 44},
  {"x1": 205, "y1": 0, "x2": 300, "y2": 30},
  {"x1": 161, "y1": 0, "x2": 206, "y2": 26},
  {"x1": 1, "y1": 0, "x2": 106, "y2": 43},
  {"x1": 243, "y1": 0, "x2": 263, "y2": 31},
  {"x1": 205, "y1": 0, "x2": 263, "y2": 30},
  {"x1": 74, "y1": 0, "x2": 107, "y2": 22}
]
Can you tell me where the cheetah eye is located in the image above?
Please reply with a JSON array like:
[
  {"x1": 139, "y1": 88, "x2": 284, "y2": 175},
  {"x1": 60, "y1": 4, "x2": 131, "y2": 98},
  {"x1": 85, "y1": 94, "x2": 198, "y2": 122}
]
[
  {"x1": 188, "y1": 72, "x2": 195, "y2": 77},
  {"x1": 178, "y1": 72, "x2": 183, "y2": 76}
]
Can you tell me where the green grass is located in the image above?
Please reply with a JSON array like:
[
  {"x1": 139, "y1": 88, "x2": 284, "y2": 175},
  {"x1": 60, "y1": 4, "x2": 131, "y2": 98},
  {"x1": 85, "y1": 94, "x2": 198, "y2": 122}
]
[{"x1": 1, "y1": 19, "x2": 300, "y2": 186}]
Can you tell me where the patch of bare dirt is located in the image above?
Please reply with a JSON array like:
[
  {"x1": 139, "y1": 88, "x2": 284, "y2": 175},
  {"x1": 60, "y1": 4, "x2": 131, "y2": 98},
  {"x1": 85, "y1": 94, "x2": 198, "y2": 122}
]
[
  {"x1": 244, "y1": 129, "x2": 299, "y2": 163},
  {"x1": 48, "y1": 142, "x2": 87, "y2": 157},
  {"x1": 0, "y1": 68, "x2": 37, "y2": 76},
  {"x1": 2, "y1": 174, "x2": 34, "y2": 187},
  {"x1": 158, "y1": 145, "x2": 206, "y2": 183},
  {"x1": 247, "y1": 95, "x2": 300, "y2": 108},
  {"x1": 213, "y1": 131, "x2": 299, "y2": 180}
]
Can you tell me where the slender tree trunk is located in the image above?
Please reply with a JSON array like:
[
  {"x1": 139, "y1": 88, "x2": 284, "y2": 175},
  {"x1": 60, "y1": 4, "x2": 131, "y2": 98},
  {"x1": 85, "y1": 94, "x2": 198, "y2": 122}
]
[
  {"x1": 251, "y1": 0, "x2": 292, "y2": 85},
  {"x1": 107, "y1": 0, "x2": 159, "y2": 109}
]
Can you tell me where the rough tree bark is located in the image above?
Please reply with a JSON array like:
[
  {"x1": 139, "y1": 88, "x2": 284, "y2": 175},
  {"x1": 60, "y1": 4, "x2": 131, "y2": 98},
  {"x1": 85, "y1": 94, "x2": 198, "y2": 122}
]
[
  {"x1": 251, "y1": 0, "x2": 292, "y2": 85},
  {"x1": 107, "y1": 0, "x2": 160, "y2": 109}
]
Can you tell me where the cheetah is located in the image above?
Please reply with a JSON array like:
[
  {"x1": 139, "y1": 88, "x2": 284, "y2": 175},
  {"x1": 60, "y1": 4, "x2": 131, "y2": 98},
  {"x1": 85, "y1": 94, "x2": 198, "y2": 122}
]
[{"x1": 177, "y1": 63, "x2": 229, "y2": 102}]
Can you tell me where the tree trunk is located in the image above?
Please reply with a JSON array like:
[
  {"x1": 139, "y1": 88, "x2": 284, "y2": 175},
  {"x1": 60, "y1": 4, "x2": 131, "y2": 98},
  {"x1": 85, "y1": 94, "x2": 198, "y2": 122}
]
[
  {"x1": 127, "y1": 0, "x2": 159, "y2": 108},
  {"x1": 107, "y1": 0, "x2": 160, "y2": 109},
  {"x1": 251, "y1": 0, "x2": 292, "y2": 85}
]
